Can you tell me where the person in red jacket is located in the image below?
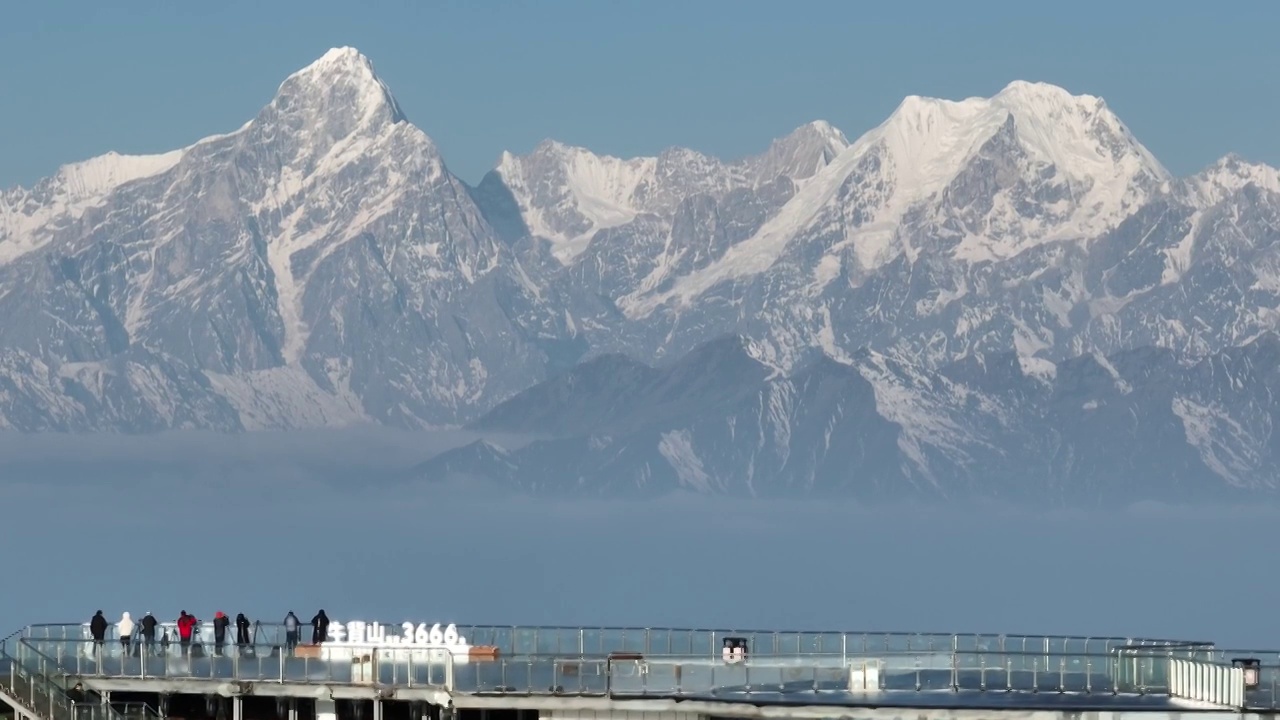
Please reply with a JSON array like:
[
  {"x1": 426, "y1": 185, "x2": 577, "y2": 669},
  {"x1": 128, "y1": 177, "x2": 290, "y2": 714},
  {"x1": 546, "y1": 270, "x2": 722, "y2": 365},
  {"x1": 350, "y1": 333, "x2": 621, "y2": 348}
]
[{"x1": 176, "y1": 611, "x2": 198, "y2": 656}]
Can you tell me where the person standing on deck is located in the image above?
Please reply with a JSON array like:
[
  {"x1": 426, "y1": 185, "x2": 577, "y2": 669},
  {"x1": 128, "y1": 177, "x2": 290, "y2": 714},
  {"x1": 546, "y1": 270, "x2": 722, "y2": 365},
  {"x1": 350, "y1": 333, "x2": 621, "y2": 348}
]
[
  {"x1": 139, "y1": 613, "x2": 159, "y2": 655},
  {"x1": 235, "y1": 613, "x2": 252, "y2": 650},
  {"x1": 89, "y1": 611, "x2": 108, "y2": 653},
  {"x1": 212, "y1": 612, "x2": 230, "y2": 656},
  {"x1": 310, "y1": 610, "x2": 329, "y2": 645},
  {"x1": 283, "y1": 612, "x2": 300, "y2": 651},
  {"x1": 176, "y1": 611, "x2": 197, "y2": 656},
  {"x1": 117, "y1": 612, "x2": 134, "y2": 655}
]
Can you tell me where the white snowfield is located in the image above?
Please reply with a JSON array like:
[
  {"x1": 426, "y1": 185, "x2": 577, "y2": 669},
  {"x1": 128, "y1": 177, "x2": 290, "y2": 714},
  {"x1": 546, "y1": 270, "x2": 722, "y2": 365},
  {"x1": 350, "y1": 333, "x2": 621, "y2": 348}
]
[{"x1": 615, "y1": 81, "x2": 1171, "y2": 319}]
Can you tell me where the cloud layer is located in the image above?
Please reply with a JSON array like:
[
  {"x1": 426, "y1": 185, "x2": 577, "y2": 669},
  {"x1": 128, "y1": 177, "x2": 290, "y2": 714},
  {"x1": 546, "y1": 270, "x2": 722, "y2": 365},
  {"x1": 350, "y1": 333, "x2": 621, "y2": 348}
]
[{"x1": 1, "y1": 429, "x2": 1273, "y2": 651}]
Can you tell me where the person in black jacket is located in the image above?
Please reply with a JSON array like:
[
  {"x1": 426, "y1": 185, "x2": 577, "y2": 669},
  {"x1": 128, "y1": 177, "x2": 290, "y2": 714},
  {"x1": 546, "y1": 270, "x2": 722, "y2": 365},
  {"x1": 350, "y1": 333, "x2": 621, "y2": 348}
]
[
  {"x1": 139, "y1": 613, "x2": 159, "y2": 656},
  {"x1": 212, "y1": 612, "x2": 231, "y2": 656},
  {"x1": 89, "y1": 611, "x2": 108, "y2": 652},
  {"x1": 235, "y1": 613, "x2": 251, "y2": 650},
  {"x1": 310, "y1": 610, "x2": 329, "y2": 645}
]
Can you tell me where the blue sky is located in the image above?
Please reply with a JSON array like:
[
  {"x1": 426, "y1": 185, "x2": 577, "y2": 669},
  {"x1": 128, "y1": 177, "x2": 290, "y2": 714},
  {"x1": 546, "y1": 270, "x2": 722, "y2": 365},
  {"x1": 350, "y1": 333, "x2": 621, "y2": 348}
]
[{"x1": 1, "y1": 1, "x2": 1276, "y2": 188}]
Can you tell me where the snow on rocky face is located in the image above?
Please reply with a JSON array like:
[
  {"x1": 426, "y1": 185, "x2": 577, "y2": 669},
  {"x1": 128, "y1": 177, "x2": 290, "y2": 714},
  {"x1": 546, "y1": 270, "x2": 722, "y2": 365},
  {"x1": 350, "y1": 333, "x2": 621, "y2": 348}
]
[
  {"x1": 0, "y1": 47, "x2": 563, "y2": 429},
  {"x1": 1, "y1": 47, "x2": 1279, "y2": 499}
]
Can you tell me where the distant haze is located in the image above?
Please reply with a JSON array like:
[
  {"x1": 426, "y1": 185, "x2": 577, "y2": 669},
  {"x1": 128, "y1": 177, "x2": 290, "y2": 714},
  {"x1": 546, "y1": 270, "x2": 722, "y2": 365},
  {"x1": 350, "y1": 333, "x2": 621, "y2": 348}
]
[{"x1": 0, "y1": 430, "x2": 1273, "y2": 649}]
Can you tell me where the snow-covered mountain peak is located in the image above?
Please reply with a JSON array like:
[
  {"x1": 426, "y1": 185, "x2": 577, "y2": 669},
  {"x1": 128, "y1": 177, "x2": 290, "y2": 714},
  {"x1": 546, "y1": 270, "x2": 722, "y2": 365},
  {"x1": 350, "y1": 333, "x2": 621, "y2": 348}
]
[
  {"x1": 993, "y1": 80, "x2": 1167, "y2": 180},
  {"x1": 51, "y1": 150, "x2": 186, "y2": 200},
  {"x1": 494, "y1": 142, "x2": 656, "y2": 261},
  {"x1": 1187, "y1": 154, "x2": 1280, "y2": 206},
  {"x1": 0, "y1": 148, "x2": 186, "y2": 263},
  {"x1": 493, "y1": 121, "x2": 859, "y2": 264},
  {"x1": 749, "y1": 120, "x2": 850, "y2": 183},
  {"x1": 270, "y1": 46, "x2": 407, "y2": 132},
  {"x1": 620, "y1": 83, "x2": 1173, "y2": 317},
  {"x1": 994, "y1": 79, "x2": 1095, "y2": 108},
  {"x1": 235, "y1": 47, "x2": 443, "y2": 208},
  {"x1": 866, "y1": 81, "x2": 1167, "y2": 202},
  {"x1": 303, "y1": 46, "x2": 376, "y2": 73}
]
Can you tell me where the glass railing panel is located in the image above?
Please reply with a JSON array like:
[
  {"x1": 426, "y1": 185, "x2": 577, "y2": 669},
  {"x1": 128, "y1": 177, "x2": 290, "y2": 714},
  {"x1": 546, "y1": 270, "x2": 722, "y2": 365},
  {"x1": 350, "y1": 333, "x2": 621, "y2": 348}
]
[
  {"x1": 738, "y1": 631, "x2": 763, "y2": 655},
  {"x1": 538, "y1": 656, "x2": 598, "y2": 694},
  {"x1": 619, "y1": 628, "x2": 648, "y2": 653},
  {"x1": 512, "y1": 627, "x2": 537, "y2": 656},
  {"x1": 596, "y1": 628, "x2": 625, "y2": 654},
  {"x1": 15, "y1": 637, "x2": 456, "y2": 688},
  {"x1": 527, "y1": 628, "x2": 553, "y2": 656},
  {"x1": 665, "y1": 629, "x2": 690, "y2": 655},
  {"x1": 897, "y1": 633, "x2": 932, "y2": 652},
  {"x1": 688, "y1": 628, "x2": 713, "y2": 655},
  {"x1": 678, "y1": 659, "x2": 717, "y2": 694},
  {"x1": 388, "y1": 649, "x2": 449, "y2": 688},
  {"x1": 880, "y1": 650, "x2": 947, "y2": 691},
  {"x1": 280, "y1": 655, "x2": 327, "y2": 683},
  {"x1": 485, "y1": 627, "x2": 514, "y2": 655},
  {"x1": 771, "y1": 632, "x2": 798, "y2": 655},
  {"x1": 22, "y1": 623, "x2": 1220, "y2": 652},
  {"x1": 470, "y1": 657, "x2": 532, "y2": 693},
  {"x1": 807, "y1": 631, "x2": 835, "y2": 654},
  {"x1": 851, "y1": 633, "x2": 879, "y2": 653},
  {"x1": 794, "y1": 632, "x2": 819, "y2": 654},
  {"x1": 578, "y1": 628, "x2": 603, "y2": 655},
  {"x1": 6, "y1": 644, "x2": 130, "y2": 720},
  {"x1": 577, "y1": 657, "x2": 608, "y2": 694},
  {"x1": 1247, "y1": 665, "x2": 1280, "y2": 710},
  {"x1": 847, "y1": 632, "x2": 871, "y2": 654},
  {"x1": 888, "y1": 633, "x2": 919, "y2": 652},
  {"x1": 699, "y1": 629, "x2": 722, "y2": 656},
  {"x1": 21, "y1": 624, "x2": 1262, "y2": 701},
  {"x1": 1048, "y1": 636, "x2": 1069, "y2": 659},
  {"x1": 610, "y1": 658, "x2": 674, "y2": 695},
  {"x1": 408, "y1": 652, "x2": 435, "y2": 687}
]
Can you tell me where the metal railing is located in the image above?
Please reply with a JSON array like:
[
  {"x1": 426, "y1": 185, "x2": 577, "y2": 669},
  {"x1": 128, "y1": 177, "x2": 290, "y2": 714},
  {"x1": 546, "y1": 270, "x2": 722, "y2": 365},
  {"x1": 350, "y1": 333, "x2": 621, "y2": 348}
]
[
  {"x1": 23, "y1": 622, "x2": 1213, "y2": 660},
  {"x1": 20, "y1": 639, "x2": 451, "y2": 688},
  {"x1": 459, "y1": 649, "x2": 1207, "y2": 697},
  {"x1": 110, "y1": 702, "x2": 163, "y2": 720},
  {"x1": 30, "y1": 623, "x2": 1280, "y2": 711},
  {"x1": 0, "y1": 638, "x2": 129, "y2": 720},
  {"x1": 17, "y1": 638, "x2": 1216, "y2": 699}
]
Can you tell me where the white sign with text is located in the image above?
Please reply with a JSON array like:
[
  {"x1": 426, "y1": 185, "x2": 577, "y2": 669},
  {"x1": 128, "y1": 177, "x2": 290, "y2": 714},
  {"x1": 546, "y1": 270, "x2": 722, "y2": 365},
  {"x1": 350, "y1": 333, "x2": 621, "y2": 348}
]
[{"x1": 327, "y1": 621, "x2": 471, "y2": 650}]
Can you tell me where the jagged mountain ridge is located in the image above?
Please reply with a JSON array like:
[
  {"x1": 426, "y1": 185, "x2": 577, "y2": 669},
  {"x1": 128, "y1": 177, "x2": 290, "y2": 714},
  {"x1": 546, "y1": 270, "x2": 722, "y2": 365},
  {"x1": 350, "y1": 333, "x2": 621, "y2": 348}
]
[
  {"x1": 486, "y1": 80, "x2": 1279, "y2": 376},
  {"x1": 0, "y1": 45, "x2": 1276, "y2": 504},
  {"x1": 0, "y1": 48, "x2": 572, "y2": 429},
  {"x1": 424, "y1": 334, "x2": 1280, "y2": 501}
]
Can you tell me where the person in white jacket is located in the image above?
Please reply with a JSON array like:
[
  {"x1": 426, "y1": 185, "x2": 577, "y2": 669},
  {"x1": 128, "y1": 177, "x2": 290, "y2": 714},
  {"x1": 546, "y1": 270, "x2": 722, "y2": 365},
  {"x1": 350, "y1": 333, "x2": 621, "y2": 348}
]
[{"x1": 117, "y1": 612, "x2": 135, "y2": 655}]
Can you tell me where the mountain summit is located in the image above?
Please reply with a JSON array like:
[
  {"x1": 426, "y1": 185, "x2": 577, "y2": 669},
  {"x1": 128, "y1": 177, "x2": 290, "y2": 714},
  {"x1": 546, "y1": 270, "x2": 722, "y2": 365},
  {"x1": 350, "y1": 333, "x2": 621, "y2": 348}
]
[
  {"x1": 273, "y1": 46, "x2": 408, "y2": 128},
  {"x1": 0, "y1": 48, "x2": 1278, "y2": 501},
  {"x1": 0, "y1": 47, "x2": 560, "y2": 429}
]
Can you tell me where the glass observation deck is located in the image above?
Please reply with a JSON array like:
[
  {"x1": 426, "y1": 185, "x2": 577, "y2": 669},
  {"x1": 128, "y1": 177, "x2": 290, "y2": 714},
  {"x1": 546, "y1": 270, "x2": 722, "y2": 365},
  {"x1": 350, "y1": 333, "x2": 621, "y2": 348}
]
[{"x1": 6, "y1": 623, "x2": 1279, "y2": 711}]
